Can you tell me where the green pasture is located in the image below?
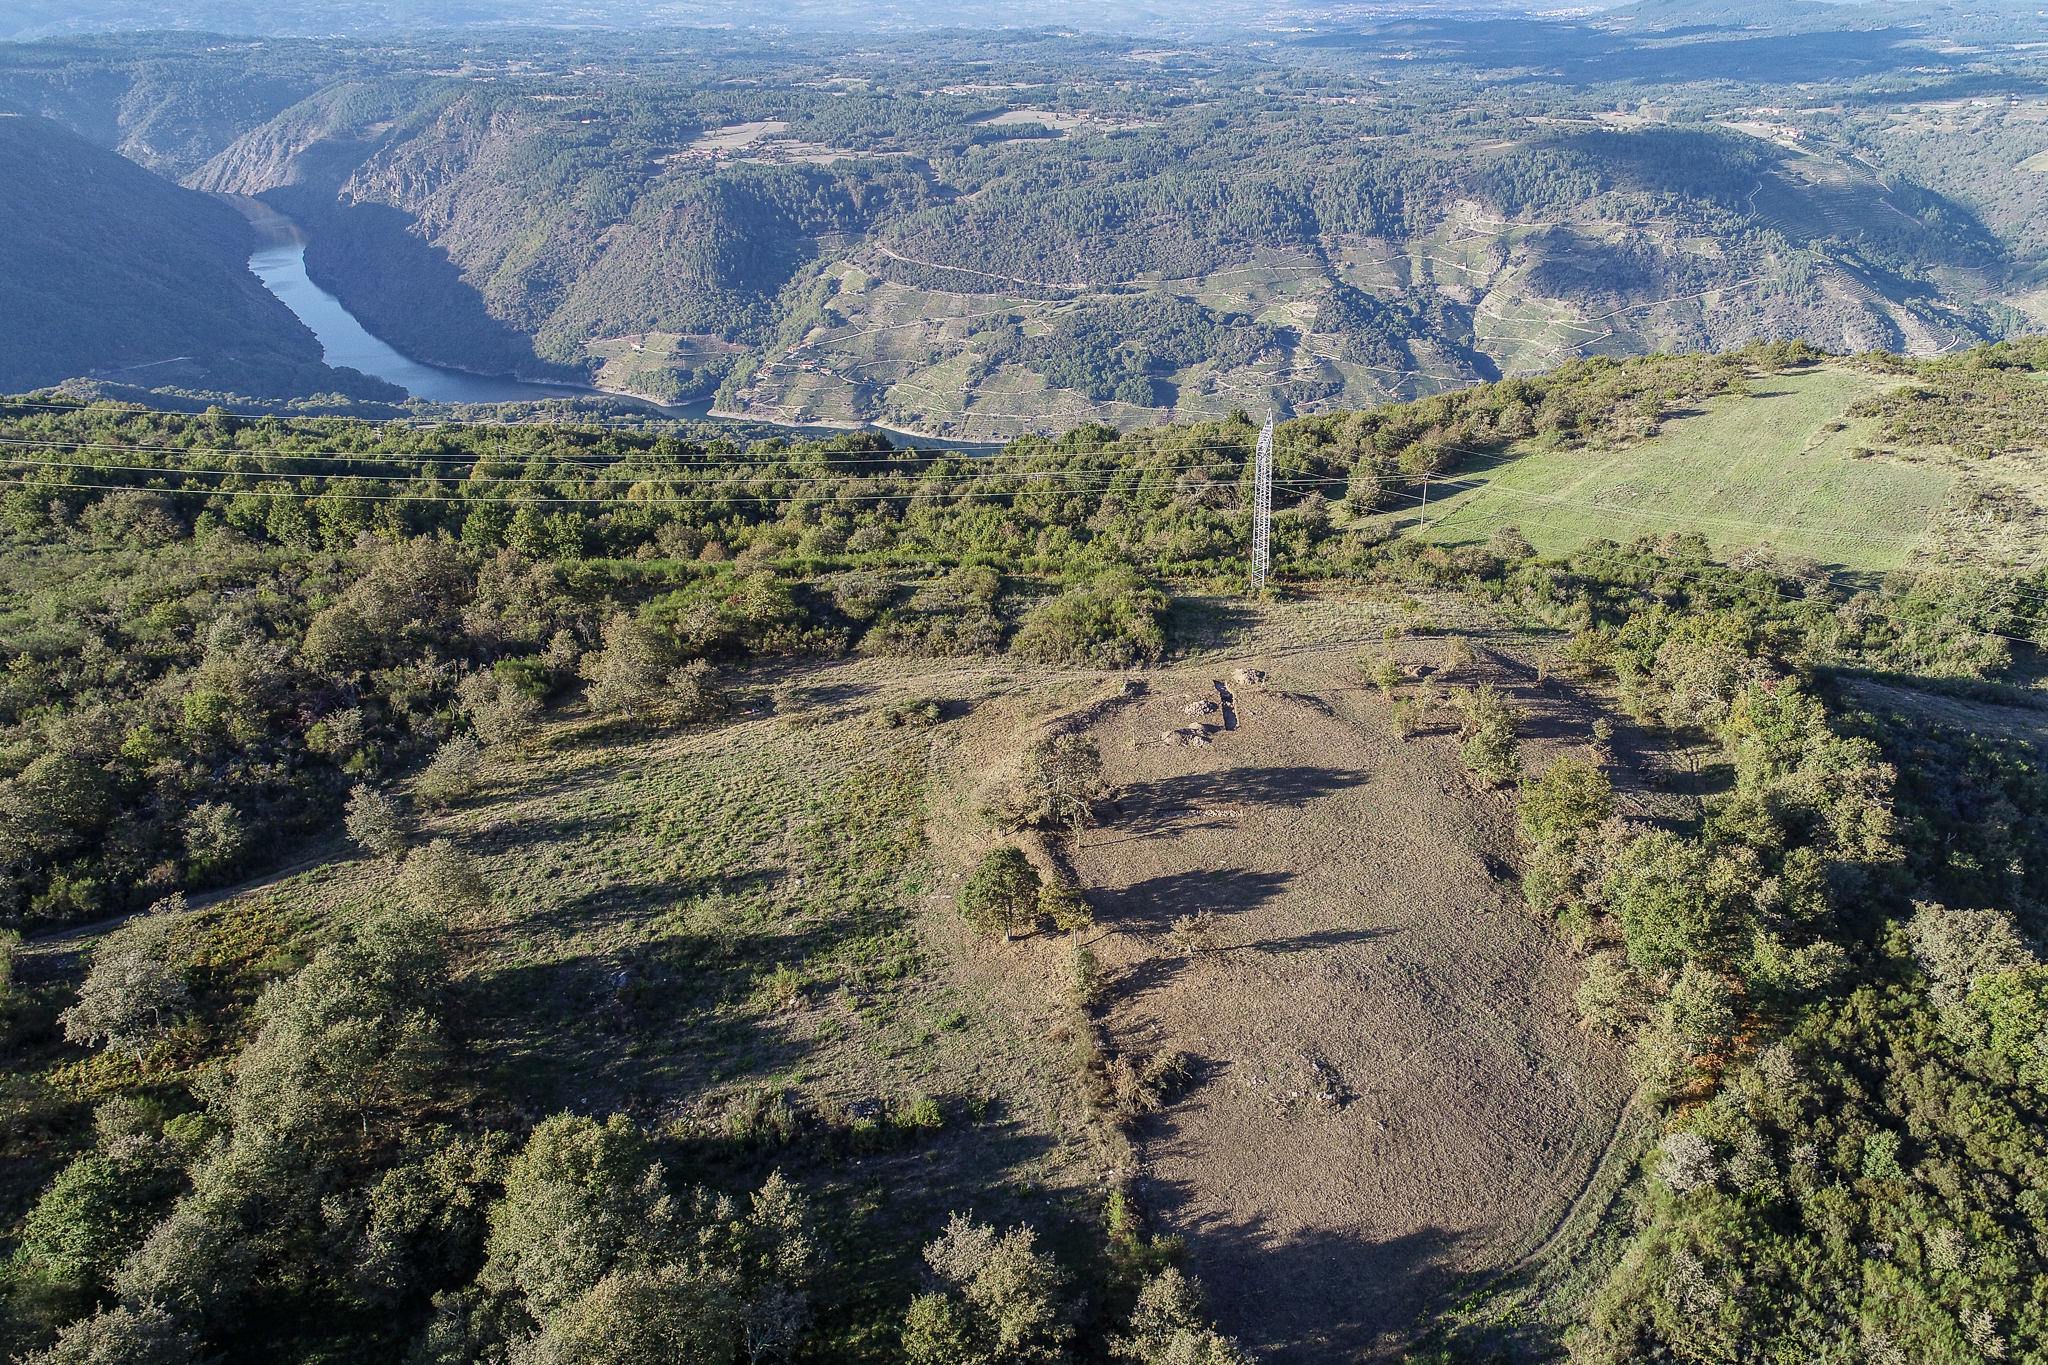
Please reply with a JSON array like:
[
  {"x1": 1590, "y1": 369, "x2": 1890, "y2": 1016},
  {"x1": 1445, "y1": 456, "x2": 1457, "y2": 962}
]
[{"x1": 1418, "y1": 366, "x2": 1953, "y2": 573}]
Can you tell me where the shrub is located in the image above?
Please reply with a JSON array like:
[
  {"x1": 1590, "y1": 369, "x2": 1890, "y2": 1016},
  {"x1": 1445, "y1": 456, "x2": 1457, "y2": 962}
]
[
  {"x1": 515, "y1": 1265, "x2": 741, "y2": 1365},
  {"x1": 415, "y1": 735, "x2": 484, "y2": 807},
  {"x1": 1068, "y1": 946, "x2": 1106, "y2": 1008},
  {"x1": 902, "y1": 1214, "x2": 1071, "y2": 1365},
  {"x1": 830, "y1": 571, "x2": 895, "y2": 621},
  {"x1": 960, "y1": 848, "x2": 1042, "y2": 941},
  {"x1": 1518, "y1": 757, "x2": 1613, "y2": 847},
  {"x1": 182, "y1": 801, "x2": 245, "y2": 871},
  {"x1": 1169, "y1": 911, "x2": 1218, "y2": 956},
  {"x1": 670, "y1": 658, "x2": 728, "y2": 723},
  {"x1": 345, "y1": 784, "x2": 409, "y2": 860},
  {"x1": 1905, "y1": 900, "x2": 2036, "y2": 1008},
  {"x1": 1454, "y1": 683, "x2": 1522, "y2": 786},
  {"x1": 1439, "y1": 634, "x2": 1474, "y2": 678},
  {"x1": 1663, "y1": 960, "x2": 1737, "y2": 1052},
  {"x1": 1359, "y1": 648, "x2": 1401, "y2": 696},
  {"x1": 1388, "y1": 696, "x2": 1418, "y2": 740},
  {"x1": 1112, "y1": 1268, "x2": 1255, "y2": 1365},
  {"x1": 15, "y1": 1130, "x2": 183, "y2": 1293},
  {"x1": 1575, "y1": 952, "x2": 1645, "y2": 1034},
  {"x1": 59, "y1": 902, "x2": 189, "y2": 1063},
  {"x1": 582, "y1": 612, "x2": 676, "y2": 718},
  {"x1": 18, "y1": 1303, "x2": 198, "y2": 1365},
  {"x1": 458, "y1": 670, "x2": 541, "y2": 749},
  {"x1": 1041, "y1": 883, "x2": 1094, "y2": 936},
  {"x1": 1486, "y1": 524, "x2": 1534, "y2": 560},
  {"x1": 1012, "y1": 570, "x2": 1167, "y2": 668}
]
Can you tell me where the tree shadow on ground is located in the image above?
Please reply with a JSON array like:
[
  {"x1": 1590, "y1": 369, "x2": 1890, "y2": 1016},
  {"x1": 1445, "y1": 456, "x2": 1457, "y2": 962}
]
[
  {"x1": 1105, "y1": 765, "x2": 1370, "y2": 827},
  {"x1": 1115, "y1": 923, "x2": 1391, "y2": 1004},
  {"x1": 1138, "y1": 1167, "x2": 1475, "y2": 1363},
  {"x1": 1092, "y1": 867, "x2": 1296, "y2": 937}
]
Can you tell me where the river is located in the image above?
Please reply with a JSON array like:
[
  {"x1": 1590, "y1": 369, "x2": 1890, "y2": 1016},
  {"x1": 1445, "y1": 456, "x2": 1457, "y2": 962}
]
[
  {"x1": 228, "y1": 196, "x2": 1007, "y2": 449},
  {"x1": 232, "y1": 197, "x2": 598, "y2": 404}
]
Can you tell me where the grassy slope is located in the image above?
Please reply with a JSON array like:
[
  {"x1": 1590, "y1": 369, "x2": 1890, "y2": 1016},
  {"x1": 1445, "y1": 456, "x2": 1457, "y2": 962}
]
[
  {"x1": 8, "y1": 656, "x2": 1115, "y2": 1361},
  {"x1": 1417, "y1": 366, "x2": 1955, "y2": 573}
]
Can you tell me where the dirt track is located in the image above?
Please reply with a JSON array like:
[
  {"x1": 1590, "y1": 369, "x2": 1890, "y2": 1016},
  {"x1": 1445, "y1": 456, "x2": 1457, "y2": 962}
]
[{"x1": 1060, "y1": 646, "x2": 1632, "y2": 1361}]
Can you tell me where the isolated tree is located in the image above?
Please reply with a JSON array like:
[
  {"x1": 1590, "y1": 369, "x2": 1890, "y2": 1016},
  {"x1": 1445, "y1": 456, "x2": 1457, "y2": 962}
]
[
  {"x1": 1016, "y1": 733, "x2": 1106, "y2": 838},
  {"x1": 415, "y1": 735, "x2": 484, "y2": 807},
  {"x1": 395, "y1": 839, "x2": 491, "y2": 915},
  {"x1": 60, "y1": 899, "x2": 189, "y2": 1063},
  {"x1": 1111, "y1": 1269, "x2": 1255, "y2": 1365},
  {"x1": 1454, "y1": 683, "x2": 1523, "y2": 787},
  {"x1": 346, "y1": 784, "x2": 409, "y2": 860},
  {"x1": 960, "y1": 848, "x2": 1043, "y2": 942},
  {"x1": 903, "y1": 1214, "x2": 1070, "y2": 1365}
]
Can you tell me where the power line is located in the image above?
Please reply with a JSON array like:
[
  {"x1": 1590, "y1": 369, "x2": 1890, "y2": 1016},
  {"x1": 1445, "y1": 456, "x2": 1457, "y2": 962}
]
[{"x1": 1251, "y1": 413, "x2": 1274, "y2": 595}]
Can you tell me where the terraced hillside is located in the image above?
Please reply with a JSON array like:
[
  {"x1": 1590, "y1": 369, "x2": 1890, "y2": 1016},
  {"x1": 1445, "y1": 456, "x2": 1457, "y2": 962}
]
[{"x1": 5, "y1": 24, "x2": 2045, "y2": 428}]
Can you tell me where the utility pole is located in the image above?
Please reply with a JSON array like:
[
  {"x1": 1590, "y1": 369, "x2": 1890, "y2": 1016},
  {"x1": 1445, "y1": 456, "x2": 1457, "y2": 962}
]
[{"x1": 1250, "y1": 415, "x2": 1273, "y2": 594}]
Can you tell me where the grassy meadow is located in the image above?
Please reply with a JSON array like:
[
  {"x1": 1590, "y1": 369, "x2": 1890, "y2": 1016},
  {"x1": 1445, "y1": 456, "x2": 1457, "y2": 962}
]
[{"x1": 1417, "y1": 366, "x2": 1954, "y2": 573}]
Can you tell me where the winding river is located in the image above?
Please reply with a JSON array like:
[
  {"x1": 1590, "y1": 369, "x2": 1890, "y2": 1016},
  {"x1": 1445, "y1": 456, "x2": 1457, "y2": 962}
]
[
  {"x1": 232, "y1": 197, "x2": 594, "y2": 404},
  {"x1": 227, "y1": 196, "x2": 1005, "y2": 449}
]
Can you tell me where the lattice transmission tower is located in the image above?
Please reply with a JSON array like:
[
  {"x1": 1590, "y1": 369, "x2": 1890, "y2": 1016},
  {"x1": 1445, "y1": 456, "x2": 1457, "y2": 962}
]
[{"x1": 1249, "y1": 414, "x2": 1274, "y2": 594}]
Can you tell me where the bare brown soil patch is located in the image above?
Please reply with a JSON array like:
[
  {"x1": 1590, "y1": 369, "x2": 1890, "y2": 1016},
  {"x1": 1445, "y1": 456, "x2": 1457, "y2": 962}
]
[{"x1": 1046, "y1": 646, "x2": 1634, "y2": 1361}]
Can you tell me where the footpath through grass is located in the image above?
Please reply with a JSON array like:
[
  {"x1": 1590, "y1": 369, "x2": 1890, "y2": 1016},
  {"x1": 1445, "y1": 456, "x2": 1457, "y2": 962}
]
[{"x1": 1418, "y1": 366, "x2": 1952, "y2": 572}]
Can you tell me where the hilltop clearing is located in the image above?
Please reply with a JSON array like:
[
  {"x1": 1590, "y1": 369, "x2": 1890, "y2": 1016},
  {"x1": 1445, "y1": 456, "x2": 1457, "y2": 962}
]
[
  {"x1": 933, "y1": 643, "x2": 1647, "y2": 1359},
  {"x1": 1417, "y1": 365, "x2": 1943, "y2": 571}
]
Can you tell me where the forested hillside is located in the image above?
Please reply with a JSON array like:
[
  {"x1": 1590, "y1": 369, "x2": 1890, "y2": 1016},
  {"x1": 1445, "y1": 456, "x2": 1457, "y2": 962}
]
[
  {"x1": 0, "y1": 110, "x2": 400, "y2": 404},
  {"x1": 3, "y1": 13, "x2": 2046, "y2": 431}
]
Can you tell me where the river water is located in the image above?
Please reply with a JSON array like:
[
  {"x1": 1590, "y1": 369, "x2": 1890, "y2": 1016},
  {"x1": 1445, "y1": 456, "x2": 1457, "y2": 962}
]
[
  {"x1": 233, "y1": 198, "x2": 595, "y2": 404},
  {"x1": 229, "y1": 196, "x2": 1006, "y2": 449}
]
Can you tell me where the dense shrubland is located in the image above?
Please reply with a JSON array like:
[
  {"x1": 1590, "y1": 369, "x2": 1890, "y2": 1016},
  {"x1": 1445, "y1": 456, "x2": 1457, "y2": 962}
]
[{"x1": 1427, "y1": 513, "x2": 2048, "y2": 1361}]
